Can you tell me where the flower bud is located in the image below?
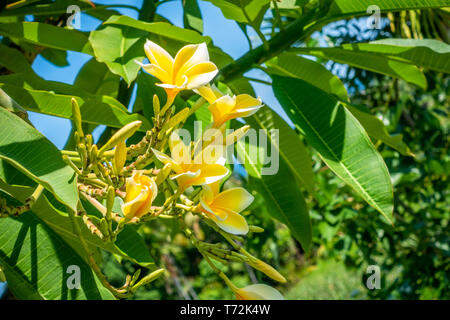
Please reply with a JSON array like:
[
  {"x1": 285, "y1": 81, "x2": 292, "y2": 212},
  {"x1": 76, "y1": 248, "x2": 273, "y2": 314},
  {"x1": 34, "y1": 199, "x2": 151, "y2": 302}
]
[
  {"x1": 234, "y1": 284, "x2": 284, "y2": 300},
  {"x1": 71, "y1": 98, "x2": 84, "y2": 138},
  {"x1": 121, "y1": 172, "x2": 158, "y2": 219},
  {"x1": 225, "y1": 125, "x2": 250, "y2": 146},
  {"x1": 98, "y1": 121, "x2": 142, "y2": 156},
  {"x1": 248, "y1": 259, "x2": 287, "y2": 283},
  {"x1": 155, "y1": 163, "x2": 172, "y2": 185},
  {"x1": 113, "y1": 140, "x2": 127, "y2": 175},
  {"x1": 248, "y1": 225, "x2": 264, "y2": 233},
  {"x1": 153, "y1": 94, "x2": 160, "y2": 116}
]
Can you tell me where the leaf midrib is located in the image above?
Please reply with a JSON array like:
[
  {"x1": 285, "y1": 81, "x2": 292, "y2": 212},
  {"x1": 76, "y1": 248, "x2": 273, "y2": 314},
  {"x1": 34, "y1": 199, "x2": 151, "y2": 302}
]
[
  {"x1": 279, "y1": 85, "x2": 386, "y2": 217},
  {"x1": 235, "y1": 140, "x2": 301, "y2": 239}
]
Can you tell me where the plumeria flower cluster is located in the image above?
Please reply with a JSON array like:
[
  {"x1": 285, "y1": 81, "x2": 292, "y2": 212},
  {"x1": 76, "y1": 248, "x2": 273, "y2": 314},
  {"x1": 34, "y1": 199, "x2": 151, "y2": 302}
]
[{"x1": 63, "y1": 40, "x2": 282, "y2": 300}]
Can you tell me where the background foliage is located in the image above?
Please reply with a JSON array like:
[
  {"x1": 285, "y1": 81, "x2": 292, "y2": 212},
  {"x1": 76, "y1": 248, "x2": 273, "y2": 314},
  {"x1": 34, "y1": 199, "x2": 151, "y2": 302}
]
[{"x1": 0, "y1": 0, "x2": 449, "y2": 300}]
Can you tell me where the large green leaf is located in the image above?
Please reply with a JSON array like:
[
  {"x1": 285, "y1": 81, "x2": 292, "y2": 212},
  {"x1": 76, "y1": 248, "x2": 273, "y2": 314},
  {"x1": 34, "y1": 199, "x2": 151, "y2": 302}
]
[
  {"x1": 291, "y1": 47, "x2": 427, "y2": 89},
  {"x1": 0, "y1": 44, "x2": 34, "y2": 74},
  {"x1": 234, "y1": 121, "x2": 312, "y2": 252},
  {"x1": 245, "y1": 106, "x2": 315, "y2": 195},
  {"x1": 0, "y1": 72, "x2": 125, "y2": 112},
  {"x1": 0, "y1": 1, "x2": 134, "y2": 18},
  {"x1": 341, "y1": 39, "x2": 450, "y2": 73},
  {"x1": 0, "y1": 82, "x2": 151, "y2": 131},
  {"x1": 102, "y1": 15, "x2": 233, "y2": 68},
  {"x1": 104, "y1": 15, "x2": 208, "y2": 43},
  {"x1": 265, "y1": 53, "x2": 412, "y2": 156},
  {"x1": 0, "y1": 108, "x2": 78, "y2": 211},
  {"x1": 89, "y1": 22, "x2": 147, "y2": 85},
  {"x1": 273, "y1": 76, "x2": 394, "y2": 223},
  {"x1": 74, "y1": 58, "x2": 120, "y2": 97},
  {"x1": 183, "y1": 0, "x2": 204, "y2": 33},
  {"x1": 345, "y1": 104, "x2": 414, "y2": 157},
  {"x1": 266, "y1": 53, "x2": 349, "y2": 101},
  {"x1": 0, "y1": 214, "x2": 115, "y2": 300},
  {"x1": 0, "y1": 22, "x2": 93, "y2": 55},
  {"x1": 293, "y1": 39, "x2": 450, "y2": 75},
  {"x1": 326, "y1": 0, "x2": 450, "y2": 20},
  {"x1": 203, "y1": 0, "x2": 271, "y2": 24},
  {"x1": 40, "y1": 48, "x2": 69, "y2": 67}
]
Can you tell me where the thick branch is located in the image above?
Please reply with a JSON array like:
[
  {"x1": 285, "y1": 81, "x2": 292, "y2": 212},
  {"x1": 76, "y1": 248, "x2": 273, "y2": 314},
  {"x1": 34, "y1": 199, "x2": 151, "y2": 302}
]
[{"x1": 218, "y1": 6, "x2": 326, "y2": 83}]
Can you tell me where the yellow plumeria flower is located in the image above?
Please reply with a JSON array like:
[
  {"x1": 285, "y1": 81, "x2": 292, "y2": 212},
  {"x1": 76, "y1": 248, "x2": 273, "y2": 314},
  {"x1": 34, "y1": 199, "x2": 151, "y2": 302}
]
[
  {"x1": 199, "y1": 181, "x2": 253, "y2": 235},
  {"x1": 234, "y1": 284, "x2": 284, "y2": 300},
  {"x1": 121, "y1": 171, "x2": 158, "y2": 219},
  {"x1": 138, "y1": 40, "x2": 218, "y2": 106},
  {"x1": 196, "y1": 84, "x2": 263, "y2": 128},
  {"x1": 152, "y1": 133, "x2": 228, "y2": 191}
]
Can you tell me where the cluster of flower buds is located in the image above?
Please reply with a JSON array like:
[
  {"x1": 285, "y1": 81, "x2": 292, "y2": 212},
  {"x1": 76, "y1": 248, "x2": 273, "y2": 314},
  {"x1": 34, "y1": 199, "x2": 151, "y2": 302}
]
[{"x1": 61, "y1": 40, "x2": 283, "y2": 300}]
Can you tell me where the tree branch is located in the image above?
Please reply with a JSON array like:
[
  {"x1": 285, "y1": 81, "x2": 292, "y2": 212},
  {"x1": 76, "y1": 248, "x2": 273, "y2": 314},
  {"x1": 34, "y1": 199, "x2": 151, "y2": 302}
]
[{"x1": 218, "y1": 6, "x2": 327, "y2": 83}]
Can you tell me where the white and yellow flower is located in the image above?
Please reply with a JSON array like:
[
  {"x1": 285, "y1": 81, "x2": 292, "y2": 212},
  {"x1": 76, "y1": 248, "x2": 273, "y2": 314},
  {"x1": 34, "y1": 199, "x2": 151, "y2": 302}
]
[
  {"x1": 121, "y1": 172, "x2": 158, "y2": 219},
  {"x1": 152, "y1": 133, "x2": 228, "y2": 191},
  {"x1": 196, "y1": 84, "x2": 263, "y2": 128},
  {"x1": 199, "y1": 181, "x2": 253, "y2": 235},
  {"x1": 138, "y1": 41, "x2": 218, "y2": 105}
]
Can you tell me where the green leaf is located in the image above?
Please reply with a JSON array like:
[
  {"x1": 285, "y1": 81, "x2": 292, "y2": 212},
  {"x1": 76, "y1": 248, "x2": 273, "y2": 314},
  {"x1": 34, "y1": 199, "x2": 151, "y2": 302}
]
[
  {"x1": 0, "y1": 82, "x2": 151, "y2": 131},
  {"x1": 183, "y1": 0, "x2": 204, "y2": 33},
  {"x1": 0, "y1": 22, "x2": 93, "y2": 55},
  {"x1": 0, "y1": 44, "x2": 34, "y2": 73},
  {"x1": 0, "y1": 108, "x2": 78, "y2": 211},
  {"x1": 245, "y1": 106, "x2": 315, "y2": 195},
  {"x1": 291, "y1": 47, "x2": 427, "y2": 89},
  {"x1": 0, "y1": 214, "x2": 115, "y2": 300},
  {"x1": 266, "y1": 52, "x2": 349, "y2": 101},
  {"x1": 326, "y1": 0, "x2": 450, "y2": 19},
  {"x1": 0, "y1": 1, "x2": 128, "y2": 18},
  {"x1": 264, "y1": 53, "x2": 412, "y2": 156},
  {"x1": 40, "y1": 48, "x2": 69, "y2": 67},
  {"x1": 89, "y1": 22, "x2": 147, "y2": 85},
  {"x1": 338, "y1": 39, "x2": 450, "y2": 73},
  {"x1": 264, "y1": 54, "x2": 412, "y2": 156},
  {"x1": 273, "y1": 76, "x2": 394, "y2": 223},
  {"x1": 234, "y1": 121, "x2": 312, "y2": 252},
  {"x1": 104, "y1": 15, "x2": 208, "y2": 43},
  {"x1": 102, "y1": 15, "x2": 233, "y2": 68},
  {"x1": 203, "y1": 0, "x2": 271, "y2": 24},
  {"x1": 345, "y1": 103, "x2": 414, "y2": 157},
  {"x1": 74, "y1": 58, "x2": 120, "y2": 97}
]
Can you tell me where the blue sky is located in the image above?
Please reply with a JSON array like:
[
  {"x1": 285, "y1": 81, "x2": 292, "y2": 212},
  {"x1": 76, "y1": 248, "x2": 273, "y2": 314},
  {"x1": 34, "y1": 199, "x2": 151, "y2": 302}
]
[{"x1": 29, "y1": 0, "x2": 287, "y2": 149}]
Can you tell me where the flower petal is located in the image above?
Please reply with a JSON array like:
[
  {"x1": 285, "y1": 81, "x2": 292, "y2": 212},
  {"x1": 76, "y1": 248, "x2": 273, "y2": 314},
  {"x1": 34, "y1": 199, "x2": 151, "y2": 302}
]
[
  {"x1": 184, "y1": 62, "x2": 218, "y2": 89},
  {"x1": 171, "y1": 170, "x2": 201, "y2": 180},
  {"x1": 124, "y1": 174, "x2": 142, "y2": 203},
  {"x1": 208, "y1": 207, "x2": 248, "y2": 235},
  {"x1": 209, "y1": 95, "x2": 236, "y2": 127},
  {"x1": 141, "y1": 63, "x2": 171, "y2": 84},
  {"x1": 235, "y1": 94, "x2": 262, "y2": 109},
  {"x1": 212, "y1": 188, "x2": 254, "y2": 213},
  {"x1": 144, "y1": 40, "x2": 174, "y2": 73},
  {"x1": 194, "y1": 144, "x2": 226, "y2": 165},
  {"x1": 194, "y1": 84, "x2": 223, "y2": 104},
  {"x1": 200, "y1": 194, "x2": 227, "y2": 221},
  {"x1": 224, "y1": 105, "x2": 262, "y2": 122},
  {"x1": 191, "y1": 163, "x2": 229, "y2": 185},
  {"x1": 169, "y1": 132, "x2": 192, "y2": 164},
  {"x1": 121, "y1": 186, "x2": 151, "y2": 219},
  {"x1": 151, "y1": 148, "x2": 182, "y2": 173},
  {"x1": 173, "y1": 43, "x2": 210, "y2": 80}
]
